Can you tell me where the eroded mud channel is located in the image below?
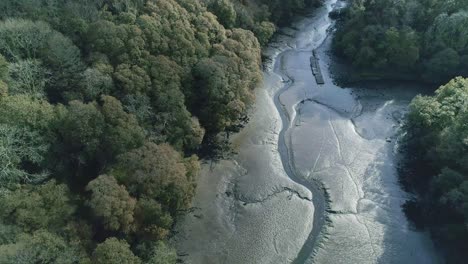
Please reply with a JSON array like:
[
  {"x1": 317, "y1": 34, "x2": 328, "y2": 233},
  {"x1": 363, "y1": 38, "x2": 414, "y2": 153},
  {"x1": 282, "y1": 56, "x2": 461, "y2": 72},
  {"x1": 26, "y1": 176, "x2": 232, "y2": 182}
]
[{"x1": 174, "y1": 1, "x2": 440, "y2": 263}]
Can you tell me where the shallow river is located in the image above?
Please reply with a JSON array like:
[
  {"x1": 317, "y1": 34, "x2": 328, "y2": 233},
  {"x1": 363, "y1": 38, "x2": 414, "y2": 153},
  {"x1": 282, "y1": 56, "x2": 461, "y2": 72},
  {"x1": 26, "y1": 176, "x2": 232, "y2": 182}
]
[{"x1": 174, "y1": 0, "x2": 440, "y2": 263}]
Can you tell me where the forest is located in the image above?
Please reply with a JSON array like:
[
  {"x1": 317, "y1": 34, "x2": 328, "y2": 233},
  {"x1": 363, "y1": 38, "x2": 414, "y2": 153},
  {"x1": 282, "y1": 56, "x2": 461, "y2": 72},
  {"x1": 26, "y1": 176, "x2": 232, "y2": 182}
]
[
  {"x1": 0, "y1": 0, "x2": 319, "y2": 263},
  {"x1": 334, "y1": 0, "x2": 468, "y2": 262},
  {"x1": 401, "y1": 78, "x2": 468, "y2": 263},
  {"x1": 334, "y1": 0, "x2": 468, "y2": 83}
]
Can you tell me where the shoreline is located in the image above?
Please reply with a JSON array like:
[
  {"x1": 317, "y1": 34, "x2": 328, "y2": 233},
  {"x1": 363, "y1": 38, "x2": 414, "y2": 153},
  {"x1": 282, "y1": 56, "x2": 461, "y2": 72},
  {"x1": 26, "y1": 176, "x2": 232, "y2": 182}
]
[
  {"x1": 172, "y1": 2, "x2": 338, "y2": 262},
  {"x1": 173, "y1": 0, "x2": 440, "y2": 262}
]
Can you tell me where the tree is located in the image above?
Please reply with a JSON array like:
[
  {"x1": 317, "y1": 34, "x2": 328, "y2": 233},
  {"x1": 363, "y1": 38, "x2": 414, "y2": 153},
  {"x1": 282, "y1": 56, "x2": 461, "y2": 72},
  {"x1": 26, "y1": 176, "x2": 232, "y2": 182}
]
[
  {"x1": 425, "y1": 11, "x2": 468, "y2": 54},
  {"x1": 0, "y1": 94, "x2": 56, "y2": 132},
  {"x1": 80, "y1": 66, "x2": 114, "y2": 101},
  {"x1": 134, "y1": 198, "x2": 173, "y2": 240},
  {"x1": 0, "y1": 124, "x2": 49, "y2": 186},
  {"x1": 0, "y1": 18, "x2": 85, "y2": 102},
  {"x1": 92, "y1": 237, "x2": 141, "y2": 264},
  {"x1": 54, "y1": 100, "x2": 105, "y2": 181},
  {"x1": 384, "y1": 27, "x2": 419, "y2": 69},
  {"x1": 114, "y1": 63, "x2": 150, "y2": 94},
  {"x1": 253, "y1": 21, "x2": 276, "y2": 46},
  {"x1": 424, "y1": 48, "x2": 460, "y2": 82},
  {"x1": 6, "y1": 59, "x2": 48, "y2": 98},
  {"x1": 0, "y1": 230, "x2": 87, "y2": 264},
  {"x1": 146, "y1": 241, "x2": 177, "y2": 264},
  {"x1": 113, "y1": 142, "x2": 194, "y2": 213},
  {"x1": 54, "y1": 96, "x2": 144, "y2": 183},
  {"x1": 146, "y1": 55, "x2": 200, "y2": 150},
  {"x1": 86, "y1": 174, "x2": 136, "y2": 233},
  {"x1": 211, "y1": 0, "x2": 237, "y2": 29},
  {"x1": 0, "y1": 180, "x2": 76, "y2": 232},
  {"x1": 402, "y1": 77, "x2": 468, "y2": 261},
  {"x1": 99, "y1": 95, "x2": 145, "y2": 159}
]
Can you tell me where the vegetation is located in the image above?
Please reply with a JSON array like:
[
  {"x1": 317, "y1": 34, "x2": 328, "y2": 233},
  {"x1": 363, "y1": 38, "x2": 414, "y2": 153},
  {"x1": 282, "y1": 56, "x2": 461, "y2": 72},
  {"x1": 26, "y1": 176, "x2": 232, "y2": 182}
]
[
  {"x1": 334, "y1": 1, "x2": 468, "y2": 261},
  {"x1": 334, "y1": 0, "x2": 468, "y2": 83},
  {"x1": 401, "y1": 77, "x2": 468, "y2": 262},
  {"x1": 0, "y1": 0, "x2": 319, "y2": 262}
]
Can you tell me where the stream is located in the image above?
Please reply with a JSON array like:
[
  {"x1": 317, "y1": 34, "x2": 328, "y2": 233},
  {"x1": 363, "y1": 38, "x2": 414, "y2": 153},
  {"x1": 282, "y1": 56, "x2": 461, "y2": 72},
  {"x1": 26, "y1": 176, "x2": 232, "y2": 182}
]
[{"x1": 174, "y1": 0, "x2": 440, "y2": 263}]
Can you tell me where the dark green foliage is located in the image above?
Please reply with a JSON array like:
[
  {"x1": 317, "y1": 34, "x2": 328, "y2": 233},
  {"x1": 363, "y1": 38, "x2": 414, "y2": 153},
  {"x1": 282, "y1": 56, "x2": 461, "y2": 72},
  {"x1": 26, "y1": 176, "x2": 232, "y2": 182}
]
[
  {"x1": 402, "y1": 77, "x2": 468, "y2": 262},
  {"x1": 0, "y1": 0, "x2": 313, "y2": 262},
  {"x1": 53, "y1": 96, "x2": 144, "y2": 184},
  {"x1": 210, "y1": 0, "x2": 237, "y2": 28},
  {"x1": 334, "y1": 0, "x2": 468, "y2": 83}
]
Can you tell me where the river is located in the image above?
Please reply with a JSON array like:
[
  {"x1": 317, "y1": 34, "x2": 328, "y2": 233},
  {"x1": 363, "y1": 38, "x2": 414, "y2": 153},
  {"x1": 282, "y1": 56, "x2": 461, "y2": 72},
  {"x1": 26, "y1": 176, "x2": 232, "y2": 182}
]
[{"x1": 174, "y1": 0, "x2": 440, "y2": 263}]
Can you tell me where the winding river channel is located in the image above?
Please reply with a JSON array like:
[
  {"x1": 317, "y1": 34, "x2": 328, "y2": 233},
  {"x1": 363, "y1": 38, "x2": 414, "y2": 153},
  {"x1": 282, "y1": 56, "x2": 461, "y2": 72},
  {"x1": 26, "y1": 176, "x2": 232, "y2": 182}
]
[{"x1": 174, "y1": 0, "x2": 441, "y2": 263}]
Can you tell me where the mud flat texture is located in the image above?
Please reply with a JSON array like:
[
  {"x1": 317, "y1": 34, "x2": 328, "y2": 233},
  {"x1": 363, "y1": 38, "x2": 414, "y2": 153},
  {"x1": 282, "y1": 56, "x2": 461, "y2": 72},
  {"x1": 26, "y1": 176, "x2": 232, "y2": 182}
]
[
  {"x1": 174, "y1": 0, "x2": 441, "y2": 263},
  {"x1": 173, "y1": 65, "x2": 315, "y2": 264}
]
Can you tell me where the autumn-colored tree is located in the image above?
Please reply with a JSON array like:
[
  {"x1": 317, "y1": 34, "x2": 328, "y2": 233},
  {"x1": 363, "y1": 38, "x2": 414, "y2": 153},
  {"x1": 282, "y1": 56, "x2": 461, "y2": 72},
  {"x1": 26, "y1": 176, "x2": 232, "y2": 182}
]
[{"x1": 114, "y1": 142, "x2": 193, "y2": 213}]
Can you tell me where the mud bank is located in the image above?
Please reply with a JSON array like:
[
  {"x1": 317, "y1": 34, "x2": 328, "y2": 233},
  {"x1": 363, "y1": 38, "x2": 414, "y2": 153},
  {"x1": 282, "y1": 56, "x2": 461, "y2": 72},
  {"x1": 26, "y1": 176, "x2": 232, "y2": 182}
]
[{"x1": 174, "y1": 0, "x2": 440, "y2": 263}]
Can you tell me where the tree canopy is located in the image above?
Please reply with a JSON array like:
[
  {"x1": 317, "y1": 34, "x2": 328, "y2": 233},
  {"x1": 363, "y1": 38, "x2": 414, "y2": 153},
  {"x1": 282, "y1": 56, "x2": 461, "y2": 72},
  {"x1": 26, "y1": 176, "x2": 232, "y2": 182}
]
[
  {"x1": 402, "y1": 77, "x2": 468, "y2": 262},
  {"x1": 334, "y1": 0, "x2": 468, "y2": 83},
  {"x1": 0, "y1": 0, "x2": 301, "y2": 262}
]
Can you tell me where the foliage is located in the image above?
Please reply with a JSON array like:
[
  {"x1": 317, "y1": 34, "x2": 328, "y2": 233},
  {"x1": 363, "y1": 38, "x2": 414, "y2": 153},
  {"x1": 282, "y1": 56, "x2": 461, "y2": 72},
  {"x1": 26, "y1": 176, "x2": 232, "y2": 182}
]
[
  {"x1": 402, "y1": 77, "x2": 468, "y2": 262},
  {"x1": 0, "y1": 230, "x2": 87, "y2": 264},
  {"x1": 86, "y1": 174, "x2": 136, "y2": 233},
  {"x1": 113, "y1": 142, "x2": 196, "y2": 213},
  {"x1": 0, "y1": 124, "x2": 49, "y2": 186},
  {"x1": 334, "y1": 0, "x2": 468, "y2": 83},
  {"x1": 146, "y1": 241, "x2": 177, "y2": 264},
  {"x1": 0, "y1": 0, "x2": 314, "y2": 261},
  {"x1": 93, "y1": 237, "x2": 141, "y2": 264}
]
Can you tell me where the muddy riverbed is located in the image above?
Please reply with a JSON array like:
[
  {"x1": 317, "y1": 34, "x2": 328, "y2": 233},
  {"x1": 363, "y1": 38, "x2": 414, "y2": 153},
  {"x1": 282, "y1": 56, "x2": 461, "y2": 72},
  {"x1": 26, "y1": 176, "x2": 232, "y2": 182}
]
[{"x1": 174, "y1": 1, "x2": 440, "y2": 263}]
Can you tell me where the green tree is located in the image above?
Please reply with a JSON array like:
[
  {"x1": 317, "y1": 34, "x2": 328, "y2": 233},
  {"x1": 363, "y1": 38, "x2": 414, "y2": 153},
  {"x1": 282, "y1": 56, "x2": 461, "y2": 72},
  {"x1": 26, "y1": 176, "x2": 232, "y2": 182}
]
[
  {"x1": 134, "y1": 198, "x2": 173, "y2": 240},
  {"x1": 54, "y1": 100, "x2": 105, "y2": 181},
  {"x1": 0, "y1": 180, "x2": 75, "y2": 232},
  {"x1": 100, "y1": 95, "x2": 145, "y2": 160},
  {"x1": 86, "y1": 174, "x2": 136, "y2": 233},
  {"x1": 403, "y1": 77, "x2": 468, "y2": 261},
  {"x1": 0, "y1": 230, "x2": 87, "y2": 264},
  {"x1": 211, "y1": 0, "x2": 237, "y2": 29},
  {"x1": 93, "y1": 237, "x2": 141, "y2": 264},
  {"x1": 0, "y1": 18, "x2": 84, "y2": 101},
  {"x1": 424, "y1": 48, "x2": 460, "y2": 82},
  {"x1": 253, "y1": 21, "x2": 276, "y2": 46}
]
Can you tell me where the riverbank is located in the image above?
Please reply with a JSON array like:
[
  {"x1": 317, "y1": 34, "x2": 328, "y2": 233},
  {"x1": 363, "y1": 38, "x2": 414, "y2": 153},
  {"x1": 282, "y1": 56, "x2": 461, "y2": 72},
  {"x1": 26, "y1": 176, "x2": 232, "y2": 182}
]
[
  {"x1": 172, "y1": 68, "x2": 315, "y2": 263},
  {"x1": 172, "y1": 5, "x2": 334, "y2": 263},
  {"x1": 174, "y1": 0, "x2": 441, "y2": 262}
]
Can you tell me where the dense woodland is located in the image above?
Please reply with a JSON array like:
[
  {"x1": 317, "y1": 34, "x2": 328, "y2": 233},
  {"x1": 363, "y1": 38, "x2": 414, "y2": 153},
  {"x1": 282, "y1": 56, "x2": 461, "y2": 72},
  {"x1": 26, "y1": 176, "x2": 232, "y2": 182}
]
[
  {"x1": 0, "y1": 0, "x2": 319, "y2": 263},
  {"x1": 336, "y1": 0, "x2": 468, "y2": 262},
  {"x1": 334, "y1": 0, "x2": 468, "y2": 83},
  {"x1": 401, "y1": 78, "x2": 468, "y2": 263}
]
